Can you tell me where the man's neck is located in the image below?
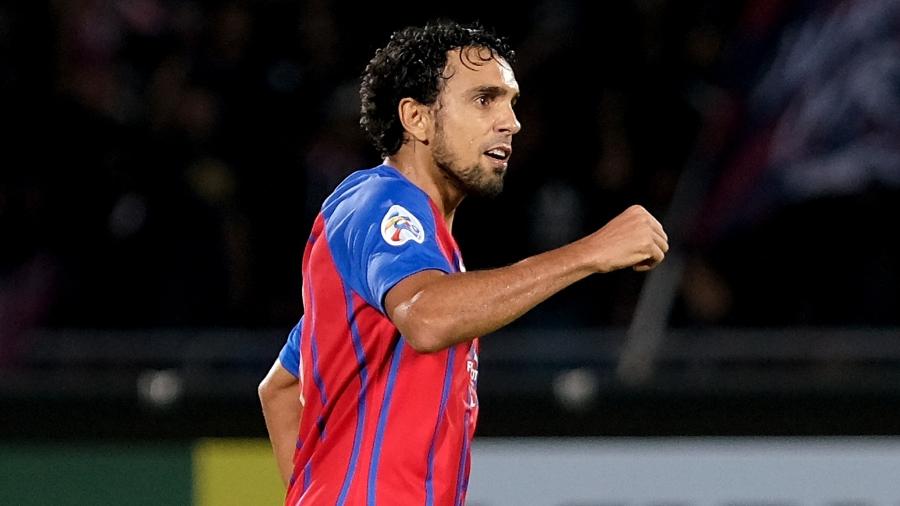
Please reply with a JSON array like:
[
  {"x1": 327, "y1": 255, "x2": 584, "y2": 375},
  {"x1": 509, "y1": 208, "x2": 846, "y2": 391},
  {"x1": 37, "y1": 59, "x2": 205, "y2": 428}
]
[{"x1": 385, "y1": 151, "x2": 464, "y2": 231}]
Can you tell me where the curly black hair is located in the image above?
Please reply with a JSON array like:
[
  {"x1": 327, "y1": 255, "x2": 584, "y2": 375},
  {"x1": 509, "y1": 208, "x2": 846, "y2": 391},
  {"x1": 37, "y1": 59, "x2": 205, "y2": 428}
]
[{"x1": 359, "y1": 20, "x2": 515, "y2": 158}]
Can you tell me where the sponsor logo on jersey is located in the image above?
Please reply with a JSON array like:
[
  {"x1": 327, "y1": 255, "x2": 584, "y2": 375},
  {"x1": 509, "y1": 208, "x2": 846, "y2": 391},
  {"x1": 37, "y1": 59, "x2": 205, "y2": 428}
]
[
  {"x1": 381, "y1": 205, "x2": 425, "y2": 246},
  {"x1": 466, "y1": 345, "x2": 479, "y2": 409}
]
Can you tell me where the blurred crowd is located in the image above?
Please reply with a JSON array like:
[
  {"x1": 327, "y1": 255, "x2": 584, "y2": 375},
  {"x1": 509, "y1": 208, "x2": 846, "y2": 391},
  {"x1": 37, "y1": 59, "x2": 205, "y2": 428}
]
[
  {"x1": 1, "y1": 0, "x2": 898, "y2": 365},
  {"x1": 679, "y1": 0, "x2": 900, "y2": 326}
]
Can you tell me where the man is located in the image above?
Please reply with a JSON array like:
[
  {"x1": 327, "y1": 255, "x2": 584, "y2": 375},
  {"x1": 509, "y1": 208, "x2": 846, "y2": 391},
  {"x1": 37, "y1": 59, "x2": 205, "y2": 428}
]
[{"x1": 258, "y1": 20, "x2": 668, "y2": 505}]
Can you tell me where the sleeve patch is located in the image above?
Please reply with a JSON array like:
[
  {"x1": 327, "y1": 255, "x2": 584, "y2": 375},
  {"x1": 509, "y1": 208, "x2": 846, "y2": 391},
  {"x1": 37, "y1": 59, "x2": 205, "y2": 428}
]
[{"x1": 380, "y1": 204, "x2": 426, "y2": 246}]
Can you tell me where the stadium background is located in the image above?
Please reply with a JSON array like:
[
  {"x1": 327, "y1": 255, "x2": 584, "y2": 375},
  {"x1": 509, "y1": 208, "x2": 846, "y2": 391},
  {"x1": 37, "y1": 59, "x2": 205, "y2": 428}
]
[{"x1": 2, "y1": 0, "x2": 900, "y2": 503}]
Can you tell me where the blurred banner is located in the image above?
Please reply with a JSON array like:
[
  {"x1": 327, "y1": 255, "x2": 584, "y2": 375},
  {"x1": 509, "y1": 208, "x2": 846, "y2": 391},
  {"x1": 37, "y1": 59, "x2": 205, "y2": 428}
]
[
  {"x1": 0, "y1": 439, "x2": 283, "y2": 506},
  {"x1": 468, "y1": 438, "x2": 900, "y2": 505},
  {"x1": 4, "y1": 438, "x2": 900, "y2": 505}
]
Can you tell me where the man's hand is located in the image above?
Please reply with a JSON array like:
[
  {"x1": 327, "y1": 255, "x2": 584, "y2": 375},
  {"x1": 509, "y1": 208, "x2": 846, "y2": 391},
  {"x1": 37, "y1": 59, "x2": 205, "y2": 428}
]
[{"x1": 582, "y1": 205, "x2": 668, "y2": 273}]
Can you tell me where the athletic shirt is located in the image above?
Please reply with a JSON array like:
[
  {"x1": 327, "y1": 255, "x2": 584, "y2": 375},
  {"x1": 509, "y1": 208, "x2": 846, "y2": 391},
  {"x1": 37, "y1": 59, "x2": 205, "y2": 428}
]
[{"x1": 283, "y1": 164, "x2": 479, "y2": 506}]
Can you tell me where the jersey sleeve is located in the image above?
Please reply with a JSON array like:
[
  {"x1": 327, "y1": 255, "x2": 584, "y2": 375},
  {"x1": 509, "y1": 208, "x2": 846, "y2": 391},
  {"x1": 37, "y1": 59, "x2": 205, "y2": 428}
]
[
  {"x1": 277, "y1": 317, "x2": 303, "y2": 378},
  {"x1": 325, "y1": 178, "x2": 452, "y2": 313}
]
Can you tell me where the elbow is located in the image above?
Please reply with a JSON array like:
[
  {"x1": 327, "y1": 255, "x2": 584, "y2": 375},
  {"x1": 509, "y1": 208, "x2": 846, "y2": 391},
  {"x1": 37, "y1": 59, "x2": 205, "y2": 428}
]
[
  {"x1": 399, "y1": 316, "x2": 454, "y2": 354},
  {"x1": 391, "y1": 292, "x2": 456, "y2": 353},
  {"x1": 257, "y1": 381, "x2": 269, "y2": 406},
  {"x1": 402, "y1": 331, "x2": 446, "y2": 354},
  {"x1": 258, "y1": 377, "x2": 275, "y2": 407}
]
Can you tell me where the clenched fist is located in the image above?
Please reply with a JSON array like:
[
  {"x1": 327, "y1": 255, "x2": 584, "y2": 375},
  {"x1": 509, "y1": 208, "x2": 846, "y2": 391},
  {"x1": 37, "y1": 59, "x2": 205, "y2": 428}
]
[{"x1": 585, "y1": 205, "x2": 669, "y2": 273}]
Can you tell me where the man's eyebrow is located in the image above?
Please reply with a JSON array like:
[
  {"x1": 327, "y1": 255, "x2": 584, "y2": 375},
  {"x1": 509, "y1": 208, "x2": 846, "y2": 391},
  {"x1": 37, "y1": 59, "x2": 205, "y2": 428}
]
[{"x1": 470, "y1": 85, "x2": 520, "y2": 103}]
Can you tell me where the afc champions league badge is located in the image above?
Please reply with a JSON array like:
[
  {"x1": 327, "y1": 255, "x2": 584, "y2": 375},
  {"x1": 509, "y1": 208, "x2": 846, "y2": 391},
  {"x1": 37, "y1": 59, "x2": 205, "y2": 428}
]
[{"x1": 381, "y1": 205, "x2": 425, "y2": 246}]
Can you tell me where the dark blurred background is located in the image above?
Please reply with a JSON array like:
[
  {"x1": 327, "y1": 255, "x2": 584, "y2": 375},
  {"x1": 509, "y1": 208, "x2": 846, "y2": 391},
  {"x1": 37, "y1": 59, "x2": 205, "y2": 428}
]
[{"x1": 1, "y1": 0, "x2": 899, "y2": 440}]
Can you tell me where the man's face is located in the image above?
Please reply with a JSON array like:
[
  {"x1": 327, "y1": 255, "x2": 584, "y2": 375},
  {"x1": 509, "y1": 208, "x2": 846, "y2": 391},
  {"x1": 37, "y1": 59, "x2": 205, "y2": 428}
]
[{"x1": 431, "y1": 47, "x2": 521, "y2": 198}]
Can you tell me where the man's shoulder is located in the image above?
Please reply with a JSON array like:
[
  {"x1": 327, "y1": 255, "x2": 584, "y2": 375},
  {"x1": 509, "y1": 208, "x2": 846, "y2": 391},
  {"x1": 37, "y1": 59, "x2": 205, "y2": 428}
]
[{"x1": 323, "y1": 164, "x2": 430, "y2": 218}]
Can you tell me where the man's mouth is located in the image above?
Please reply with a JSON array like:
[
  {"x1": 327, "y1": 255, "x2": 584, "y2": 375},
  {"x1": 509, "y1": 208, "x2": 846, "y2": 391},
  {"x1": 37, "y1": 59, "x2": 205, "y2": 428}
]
[{"x1": 483, "y1": 145, "x2": 512, "y2": 162}]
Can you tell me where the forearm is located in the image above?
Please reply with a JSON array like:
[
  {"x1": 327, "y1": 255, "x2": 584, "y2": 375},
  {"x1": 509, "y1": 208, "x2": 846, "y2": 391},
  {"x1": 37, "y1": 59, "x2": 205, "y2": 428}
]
[
  {"x1": 391, "y1": 238, "x2": 596, "y2": 351},
  {"x1": 388, "y1": 205, "x2": 668, "y2": 353},
  {"x1": 258, "y1": 363, "x2": 302, "y2": 487},
  {"x1": 262, "y1": 399, "x2": 301, "y2": 486}
]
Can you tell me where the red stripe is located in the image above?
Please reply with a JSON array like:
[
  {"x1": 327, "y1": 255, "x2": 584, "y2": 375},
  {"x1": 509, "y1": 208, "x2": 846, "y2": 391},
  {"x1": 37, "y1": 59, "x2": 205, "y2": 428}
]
[
  {"x1": 339, "y1": 294, "x2": 398, "y2": 504},
  {"x1": 290, "y1": 215, "x2": 356, "y2": 505}
]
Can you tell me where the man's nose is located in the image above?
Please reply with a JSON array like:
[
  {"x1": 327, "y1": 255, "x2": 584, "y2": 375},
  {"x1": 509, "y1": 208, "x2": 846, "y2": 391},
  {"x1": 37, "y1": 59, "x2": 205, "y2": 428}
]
[{"x1": 496, "y1": 104, "x2": 521, "y2": 135}]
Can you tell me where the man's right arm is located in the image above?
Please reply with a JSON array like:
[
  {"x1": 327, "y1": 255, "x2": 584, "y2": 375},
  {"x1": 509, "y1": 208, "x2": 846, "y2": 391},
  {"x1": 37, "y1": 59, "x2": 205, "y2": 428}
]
[
  {"x1": 258, "y1": 360, "x2": 302, "y2": 487},
  {"x1": 258, "y1": 319, "x2": 304, "y2": 487},
  {"x1": 385, "y1": 205, "x2": 668, "y2": 353}
]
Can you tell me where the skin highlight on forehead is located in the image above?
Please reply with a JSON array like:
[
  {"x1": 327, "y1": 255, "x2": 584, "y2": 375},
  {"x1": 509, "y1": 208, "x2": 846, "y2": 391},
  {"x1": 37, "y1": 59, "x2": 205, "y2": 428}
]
[
  {"x1": 496, "y1": 58, "x2": 517, "y2": 92},
  {"x1": 439, "y1": 47, "x2": 519, "y2": 105}
]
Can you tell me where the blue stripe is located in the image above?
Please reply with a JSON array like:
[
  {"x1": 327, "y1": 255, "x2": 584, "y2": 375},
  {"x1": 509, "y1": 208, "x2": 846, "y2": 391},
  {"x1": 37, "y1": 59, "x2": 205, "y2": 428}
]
[
  {"x1": 336, "y1": 286, "x2": 369, "y2": 506},
  {"x1": 425, "y1": 348, "x2": 456, "y2": 506},
  {"x1": 452, "y1": 410, "x2": 471, "y2": 506},
  {"x1": 366, "y1": 339, "x2": 404, "y2": 506},
  {"x1": 292, "y1": 462, "x2": 312, "y2": 495},
  {"x1": 310, "y1": 334, "x2": 328, "y2": 406},
  {"x1": 453, "y1": 349, "x2": 476, "y2": 506}
]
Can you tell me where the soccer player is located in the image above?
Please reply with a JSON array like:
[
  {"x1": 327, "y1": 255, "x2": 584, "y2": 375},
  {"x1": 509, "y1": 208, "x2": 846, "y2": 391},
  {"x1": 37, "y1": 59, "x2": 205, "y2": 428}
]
[{"x1": 258, "y1": 20, "x2": 668, "y2": 505}]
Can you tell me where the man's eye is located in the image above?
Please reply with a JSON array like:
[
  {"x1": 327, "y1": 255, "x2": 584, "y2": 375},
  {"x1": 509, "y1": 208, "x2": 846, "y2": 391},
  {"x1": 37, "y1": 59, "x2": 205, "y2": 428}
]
[{"x1": 476, "y1": 96, "x2": 490, "y2": 106}]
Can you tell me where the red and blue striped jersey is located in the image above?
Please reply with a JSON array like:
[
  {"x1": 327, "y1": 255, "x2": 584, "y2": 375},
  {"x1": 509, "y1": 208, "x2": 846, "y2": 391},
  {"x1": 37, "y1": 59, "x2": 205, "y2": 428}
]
[{"x1": 284, "y1": 164, "x2": 479, "y2": 506}]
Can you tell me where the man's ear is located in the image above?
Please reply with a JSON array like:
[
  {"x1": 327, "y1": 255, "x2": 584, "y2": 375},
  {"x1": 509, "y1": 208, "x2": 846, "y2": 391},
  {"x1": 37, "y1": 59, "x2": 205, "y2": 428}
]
[{"x1": 398, "y1": 98, "x2": 433, "y2": 144}]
